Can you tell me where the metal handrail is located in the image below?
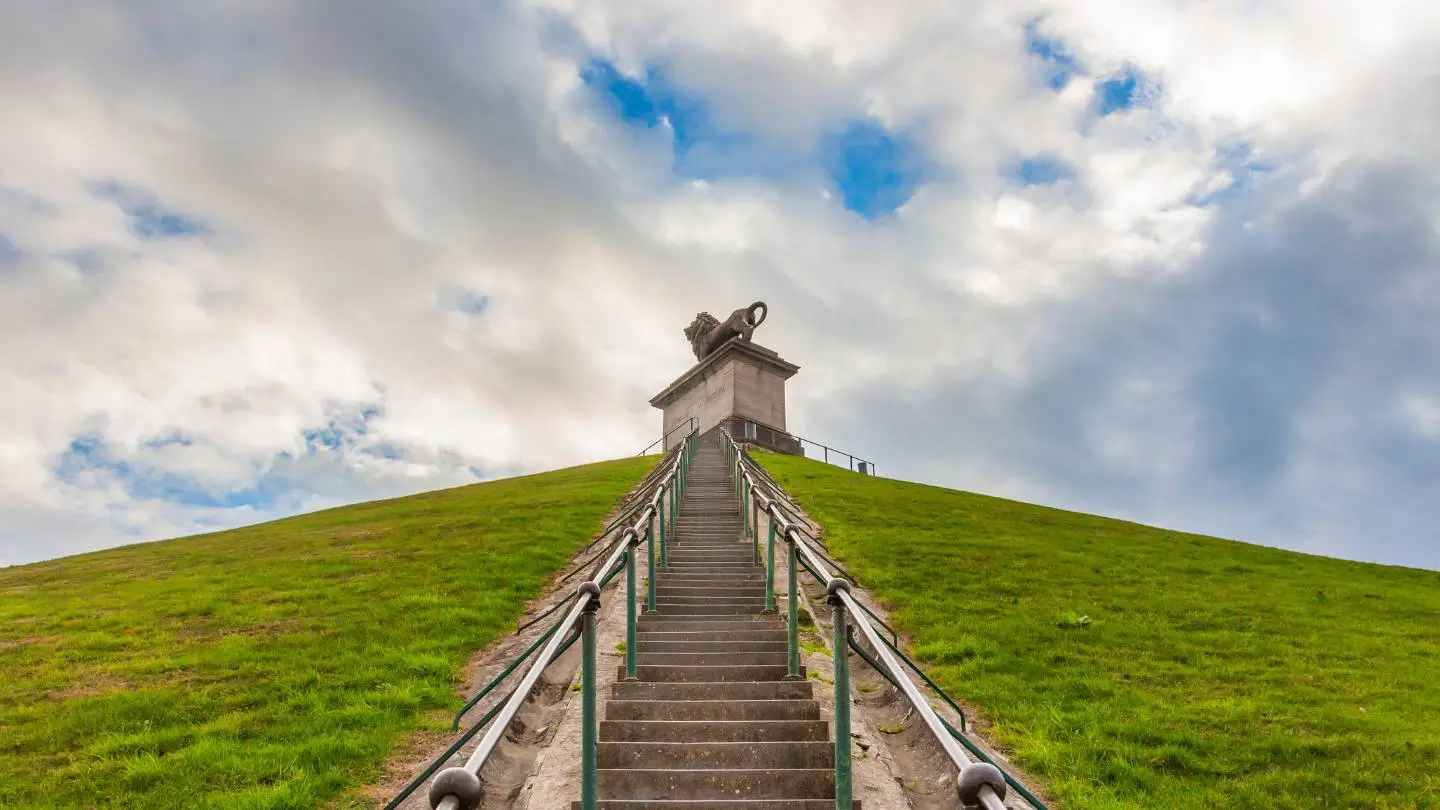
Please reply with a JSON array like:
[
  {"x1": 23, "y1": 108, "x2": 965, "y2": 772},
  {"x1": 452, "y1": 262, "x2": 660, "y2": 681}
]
[
  {"x1": 396, "y1": 429, "x2": 699, "y2": 810},
  {"x1": 590, "y1": 442, "x2": 687, "y2": 547},
  {"x1": 719, "y1": 429, "x2": 1022, "y2": 810},
  {"x1": 791, "y1": 434, "x2": 874, "y2": 475},
  {"x1": 638, "y1": 417, "x2": 698, "y2": 456}
]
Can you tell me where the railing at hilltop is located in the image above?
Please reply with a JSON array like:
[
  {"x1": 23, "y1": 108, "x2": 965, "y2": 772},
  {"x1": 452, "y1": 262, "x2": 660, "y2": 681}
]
[
  {"x1": 646, "y1": 417, "x2": 877, "y2": 475},
  {"x1": 388, "y1": 430, "x2": 698, "y2": 810},
  {"x1": 720, "y1": 428, "x2": 1045, "y2": 810},
  {"x1": 637, "y1": 417, "x2": 697, "y2": 455},
  {"x1": 786, "y1": 431, "x2": 874, "y2": 476}
]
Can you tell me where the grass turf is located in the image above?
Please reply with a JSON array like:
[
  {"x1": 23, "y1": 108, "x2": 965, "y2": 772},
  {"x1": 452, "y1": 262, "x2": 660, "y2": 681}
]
[
  {"x1": 757, "y1": 451, "x2": 1440, "y2": 809},
  {"x1": 0, "y1": 456, "x2": 654, "y2": 809}
]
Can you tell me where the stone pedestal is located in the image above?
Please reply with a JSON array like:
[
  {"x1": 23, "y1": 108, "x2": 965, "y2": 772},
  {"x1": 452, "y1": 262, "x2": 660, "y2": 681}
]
[{"x1": 650, "y1": 339, "x2": 801, "y2": 454}]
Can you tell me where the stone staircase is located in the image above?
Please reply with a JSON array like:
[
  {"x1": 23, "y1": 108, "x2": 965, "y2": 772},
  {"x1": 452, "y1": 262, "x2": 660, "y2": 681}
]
[{"x1": 592, "y1": 435, "x2": 840, "y2": 809}]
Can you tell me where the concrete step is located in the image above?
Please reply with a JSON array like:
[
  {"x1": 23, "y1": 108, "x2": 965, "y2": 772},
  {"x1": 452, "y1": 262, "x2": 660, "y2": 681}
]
[
  {"x1": 638, "y1": 629, "x2": 786, "y2": 643},
  {"x1": 638, "y1": 640, "x2": 785, "y2": 654},
  {"x1": 664, "y1": 551, "x2": 752, "y2": 557},
  {"x1": 637, "y1": 618, "x2": 780, "y2": 632},
  {"x1": 656, "y1": 567, "x2": 766, "y2": 579},
  {"x1": 652, "y1": 582, "x2": 764, "y2": 591},
  {"x1": 596, "y1": 768, "x2": 833, "y2": 800},
  {"x1": 660, "y1": 570, "x2": 763, "y2": 578},
  {"x1": 606, "y1": 699, "x2": 819, "y2": 721},
  {"x1": 652, "y1": 594, "x2": 763, "y2": 603},
  {"x1": 663, "y1": 563, "x2": 762, "y2": 571},
  {"x1": 655, "y1": 570, "x2": 763, "y2": 579},
  {"x1": 578, "y1": 795, "x2": 858, "y2": 801},
  {"x1": 610, "y1": 681, "x2": 813, "y2": 701},
  {"x1": 654, "y1": 587, "x2": 766, "y2": 598},
  {"x1": 590, "y1": 450, "x2": 841, "y2": 807},
  {"x1": 636, "y1": 652, "x2": 789, "y2": 667},
  {"x1": 656, "y1": 564, "x2": 766, "y2": 570},
  {"x1": 675, "y1": 516, "x2": 743, "y2": 521},
  {"x1": 623, "y1": 664, "x2": 802, "y2": 681},
  {"x1": 598, "y1": 741, "x2": 832, "y2": 770},
  {"x1": 646, "y1": 604, "x2": 762, "y2": 616}
]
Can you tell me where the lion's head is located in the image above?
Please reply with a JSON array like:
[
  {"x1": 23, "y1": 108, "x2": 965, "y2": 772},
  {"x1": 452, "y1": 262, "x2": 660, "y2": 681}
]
[{"x1": 683, "y1": 312, "x2": 720, "y2": 343}]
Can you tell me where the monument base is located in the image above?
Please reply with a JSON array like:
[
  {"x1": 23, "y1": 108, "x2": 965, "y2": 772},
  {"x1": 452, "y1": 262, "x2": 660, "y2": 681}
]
[
  {"x1": 650, "y1": 339, "x2": 801, "y2": 454},
  {"x1": 719, "y1": 416, "x2": 802, "y2": 456}
]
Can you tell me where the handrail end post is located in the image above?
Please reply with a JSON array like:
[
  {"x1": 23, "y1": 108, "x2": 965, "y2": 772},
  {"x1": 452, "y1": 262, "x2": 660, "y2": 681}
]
[
  {"x1": 785, "y1": 535, "x2": 801, "y2": 679},
  {"x1": 579, "y1": 594, "x2": 600, "y2": 810},
  {"x1": 624, "y1": 544, "x2": 638, "y2": 680},
  {"x1": 829, "y1": 580, "x2": 853, "y2": 810}
]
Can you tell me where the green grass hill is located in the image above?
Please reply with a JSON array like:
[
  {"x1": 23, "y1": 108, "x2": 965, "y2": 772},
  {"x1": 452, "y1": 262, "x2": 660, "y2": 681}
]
[
  {"x1": 757, "y1": 451, "x2": 1439, "y2": 809},
  {"x1": 0, "y1": 456, "x2": 654, "y2": 810}
]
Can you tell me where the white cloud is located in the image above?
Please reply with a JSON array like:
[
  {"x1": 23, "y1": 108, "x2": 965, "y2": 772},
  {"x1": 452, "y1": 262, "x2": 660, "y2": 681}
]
[{"x1": 1, "y1": 0, "x2": 1438, "y2": 568}]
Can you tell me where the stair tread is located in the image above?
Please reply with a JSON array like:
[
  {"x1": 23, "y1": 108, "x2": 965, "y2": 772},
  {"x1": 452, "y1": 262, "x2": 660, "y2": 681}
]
[{"x1": 593, "y1": 439, "x2": 829, "y2": 804}]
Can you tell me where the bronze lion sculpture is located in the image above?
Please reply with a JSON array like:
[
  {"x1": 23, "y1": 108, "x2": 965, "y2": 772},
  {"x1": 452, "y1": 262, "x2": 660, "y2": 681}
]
[{"x1": 684, "y1": 301, "x2": 768, "y2": 361}]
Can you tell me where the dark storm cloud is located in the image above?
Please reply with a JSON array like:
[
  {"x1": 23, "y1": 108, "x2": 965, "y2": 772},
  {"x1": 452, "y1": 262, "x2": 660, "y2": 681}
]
[{"x1": 819, "y1": 160, "x2": 1440, "y2": 568}]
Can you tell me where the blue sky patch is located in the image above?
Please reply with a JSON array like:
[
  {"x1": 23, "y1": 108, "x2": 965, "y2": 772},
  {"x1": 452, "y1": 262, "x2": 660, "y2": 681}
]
[
  {"x1": 56, "y1": 406, "x2": 388, "y2": 513},
  {"x1": 1189, "y1": 143, "x2": 1275, "y2": 206},
  {"x1": 582, "y1": 60, "x2": 927, "y2": 217},
  {"x1": 451, "y1": 288, "x2": 490, "y2": 316},
  {"x1": 1025, "y1": 20, "x2": 1083, "y2": 90},
  {"x1": 821, "y1": 121, "x2": 927, "y2": 219},
  {"x1": 55, "y1": 434, "x2": 284, "y2": 510},
  {"x1": 458, "y1": 291, "x2": 489, "y2": 315},
  {"x1": 90, "y1": 180, "x2": 209, "y2": 239},
  {"x1": 303, "y1": 405, "x2": 381, "y2": 455},
  {"x1": 581, "y1": 59, "x2": 795, "y2": 182},
  {"x1": 438, "y1": 286, "x2": 490, "y2": 316},
  {"x1": 582, "y1": 60, "x2": 662, "y2": 126},
  {"x1": 1006, "y1": 156, "x2": 1074, "y2": 186},
  {"x1": 362, "y1": 443, "x2": 404, "y2": 461},
  {"x1": 1097, "y1": 68, "x2": 1146, "y2": 115},
  {"x1": 0, "y1": 233, "x2": 20, "y2": 267}
]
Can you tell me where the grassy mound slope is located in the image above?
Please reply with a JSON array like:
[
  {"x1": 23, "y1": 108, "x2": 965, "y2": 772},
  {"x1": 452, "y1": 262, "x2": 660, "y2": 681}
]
[
  {"x1": 758, "y1": 452, "x2": 1439, "y2": 809},
  {"x1": 0, "y1": 456, "x2": 653, "y2": 810}
]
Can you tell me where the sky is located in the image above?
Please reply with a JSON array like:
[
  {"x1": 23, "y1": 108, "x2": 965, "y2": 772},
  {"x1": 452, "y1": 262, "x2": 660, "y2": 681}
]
[{"x1": 1, "y1": 0, "x2": 1438, "y2": 570}]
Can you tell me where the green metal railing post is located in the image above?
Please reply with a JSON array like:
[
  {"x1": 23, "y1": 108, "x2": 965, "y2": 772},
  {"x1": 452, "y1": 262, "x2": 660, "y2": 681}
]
[
  {"x1": 829, "y1": 583, "x2": 853, "y2": 810},
  {"x1": 658, "y1": 485, "x2": 668, "y2": 568},
  {"x1": 580, "y1": 591, "x2": 600, "y2": 810},
  {"x1": 624, "y1": 540, "x2": 638, "y2": 679},
  {"x1": 764, "y1": 517, "x2": 777, "y2": 613},
  {"x1": 645, "y1": 516, "x2": 657, "y2": 613},
  {"x1": 786, "y1": 534, "x2": 801, "y2": 679},
  {"x1": 744, "y1": 479, "x2": 753, "y2": 538}
]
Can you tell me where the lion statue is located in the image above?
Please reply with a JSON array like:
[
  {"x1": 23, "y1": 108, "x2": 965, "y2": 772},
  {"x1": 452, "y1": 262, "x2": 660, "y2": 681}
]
[{"x1": 684, "y1": 301, "x2": 769, "y2": 361}]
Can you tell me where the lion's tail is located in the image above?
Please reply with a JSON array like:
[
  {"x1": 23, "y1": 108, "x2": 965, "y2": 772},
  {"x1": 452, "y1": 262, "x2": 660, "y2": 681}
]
[{"x1": 747, "y1": 301, "x2": 768, "y2": 328}]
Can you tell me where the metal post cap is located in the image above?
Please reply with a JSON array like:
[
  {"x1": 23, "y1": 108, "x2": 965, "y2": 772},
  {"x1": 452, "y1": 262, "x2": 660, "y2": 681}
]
[
  {"x1": 826, "y1": 577, "x2": 851, "y2": 599},
  {"x1": 955, "y1": 762, "x2": 1007, "y2": 806},
  {"x1": 782, "y1": 525, "x2": 801, "y2": 544},
  {"x1": 622, "y1": 527, "x2": 641, "y2": 547},
  {"x1": 429, "y1": 767, "x2": 482, "y2": 810},
  {"x1": 577, "y1": 581, "x2": 602, "y2": 604}
]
